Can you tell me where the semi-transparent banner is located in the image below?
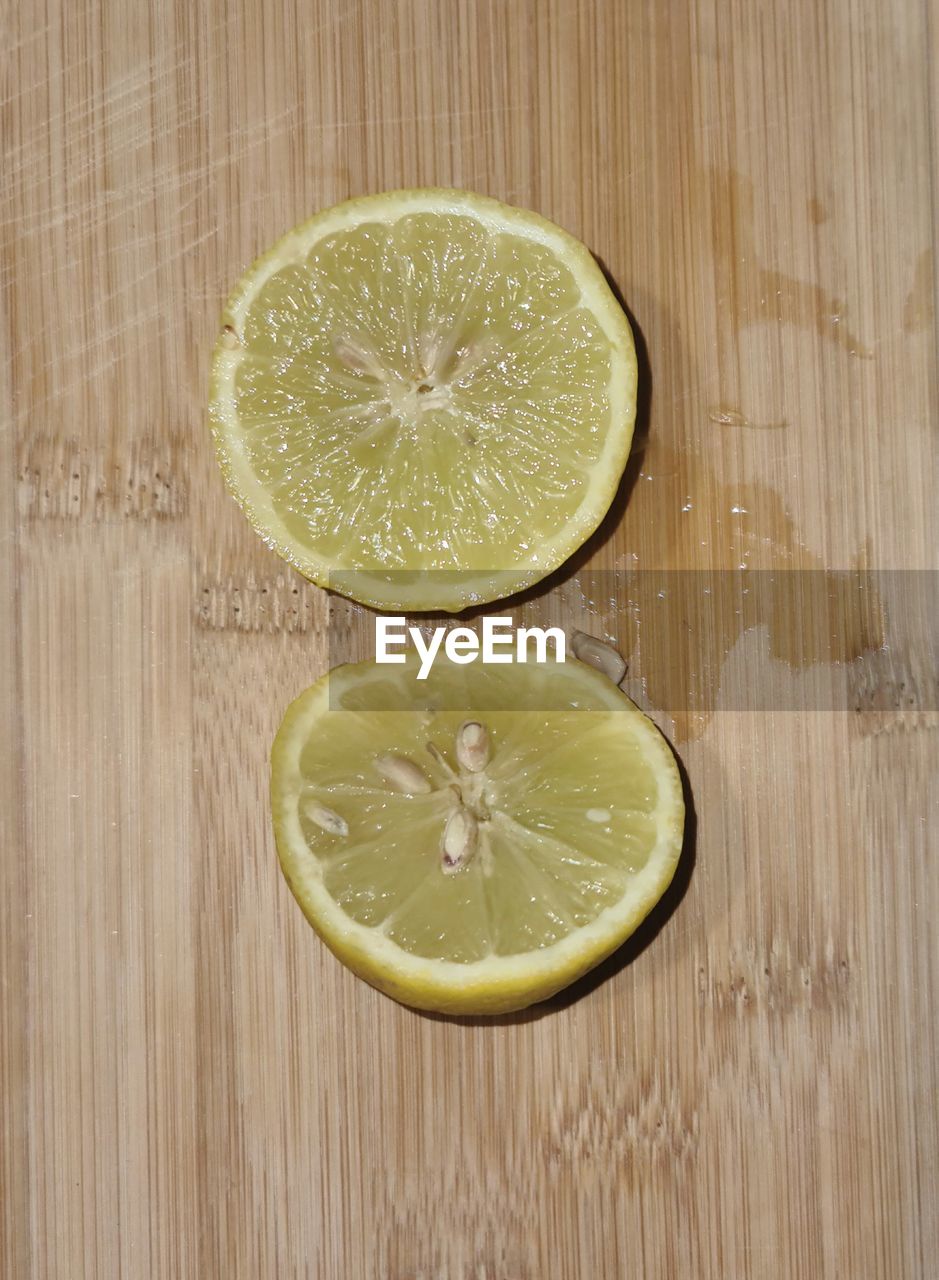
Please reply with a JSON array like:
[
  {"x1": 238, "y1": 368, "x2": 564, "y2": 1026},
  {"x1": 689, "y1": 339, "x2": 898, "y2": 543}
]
[{"x1": 325, "y1": 569, "x2": 937, "y2": 715}]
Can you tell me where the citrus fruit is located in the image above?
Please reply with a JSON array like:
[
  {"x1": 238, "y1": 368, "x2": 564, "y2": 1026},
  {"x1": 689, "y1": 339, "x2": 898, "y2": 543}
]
[
  {"x1": 210, "y1": 189, "x2": 637, "y2": 611},
  {"x1": 271, "y1": 654, "x2": 684, "y2": 1014}
]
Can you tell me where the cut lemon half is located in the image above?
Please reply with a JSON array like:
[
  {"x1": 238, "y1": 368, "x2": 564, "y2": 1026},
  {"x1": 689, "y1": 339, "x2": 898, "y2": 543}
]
[
  {"x1": 272, "y1": 655, "x2": 683, "y2": 1014},
  {"x1": 210, "y1": 189, "x2": 637, "y2": 611}
]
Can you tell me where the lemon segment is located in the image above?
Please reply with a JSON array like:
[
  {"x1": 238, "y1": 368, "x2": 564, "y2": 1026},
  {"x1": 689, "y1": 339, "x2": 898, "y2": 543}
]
[
  {"x1": 272, "y1": 655, "x2": 684, "y2": 1014},
  {"x1": 210, "y1": 189, "x2": 637, "y2": 611}
]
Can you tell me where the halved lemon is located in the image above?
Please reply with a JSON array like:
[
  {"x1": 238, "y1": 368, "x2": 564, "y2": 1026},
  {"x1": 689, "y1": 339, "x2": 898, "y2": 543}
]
[
  {"x1": 272, "y1": 655, "x2": 683, "y2": 1014},
  {"x1": 210, "y1": 189, "x2": 637, "y2": 611}
]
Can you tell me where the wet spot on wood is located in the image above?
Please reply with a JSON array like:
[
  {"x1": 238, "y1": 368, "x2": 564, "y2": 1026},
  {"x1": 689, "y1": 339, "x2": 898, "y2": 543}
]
[{"x1": 902, "y1": 248, "x2": 934, "y2": 333}]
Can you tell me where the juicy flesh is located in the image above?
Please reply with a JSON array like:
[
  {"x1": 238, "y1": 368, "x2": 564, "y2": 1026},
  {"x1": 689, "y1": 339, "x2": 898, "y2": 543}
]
[
  {"x1": 233, "y1": 213, "x2": 613, "y2": 572},
  {"x1": 297, "y1": 707, "x2": 661, "y2": 963}
]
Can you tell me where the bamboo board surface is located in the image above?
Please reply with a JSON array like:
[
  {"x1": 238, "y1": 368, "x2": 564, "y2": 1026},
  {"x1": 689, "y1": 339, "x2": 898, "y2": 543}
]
[{"x1": 2, "y1": 1, "x2": 938, "y2": 1276}]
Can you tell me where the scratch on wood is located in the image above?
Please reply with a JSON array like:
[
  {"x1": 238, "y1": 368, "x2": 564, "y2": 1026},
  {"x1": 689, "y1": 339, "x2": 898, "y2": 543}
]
[
  {"x1": 849, "y1": 644, "x2": 939, "y2": 735},
  {"x1": 17, "y1": 435, "x2": 187, "y2": 520},
  {"x1": 547, "y1": 1072, "x2": 698, "y2": 1168},
  {"x1": 196, "y1": 574, "x2": 325, "y2": 634},
  {"x1": 698, "y1": 944, "x2": 854, "y2": 1019}
]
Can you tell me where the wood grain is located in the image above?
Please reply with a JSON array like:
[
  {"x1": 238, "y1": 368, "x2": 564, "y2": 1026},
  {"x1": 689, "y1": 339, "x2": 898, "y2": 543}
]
[{"x1": 3, "y1": 1, "x2": 937, "y2": 1275}]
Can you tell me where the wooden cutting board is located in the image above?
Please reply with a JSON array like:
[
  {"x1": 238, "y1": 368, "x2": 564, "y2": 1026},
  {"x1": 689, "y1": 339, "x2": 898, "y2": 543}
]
[{"x1": 3, "y1": 2, "x2": 936, "y2": 1275}]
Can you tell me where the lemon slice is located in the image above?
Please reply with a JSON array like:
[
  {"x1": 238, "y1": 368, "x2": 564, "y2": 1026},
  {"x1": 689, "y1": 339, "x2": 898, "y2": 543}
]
[
  {"x1": 210, "y1": 189, "x2": 637, "y2": 611},
  {"x1": 272, "y1": 655, "x2": 683, "y2": 1014}
]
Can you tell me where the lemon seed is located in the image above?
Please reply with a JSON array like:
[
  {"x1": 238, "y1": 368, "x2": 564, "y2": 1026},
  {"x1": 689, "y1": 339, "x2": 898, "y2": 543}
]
[
  {"x1": 374, "y1": 753, "x2": 433, "y2": 794},
  {"x1": 303, "y1": 799, "x2": 348, "y2": 837},
  {"x1": 455, "y1": 720, "x2": 491, "y2": 773},
  {"x1": 571, "y1": 631, "x2": 627, "y2": 685},
  {"x1": 441, "y1": 805, "x2": 478, "y2": 872}
]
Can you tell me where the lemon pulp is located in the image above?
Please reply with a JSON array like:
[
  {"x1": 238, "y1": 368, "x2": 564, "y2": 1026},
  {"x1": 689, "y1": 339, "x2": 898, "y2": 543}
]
[
  {"x1": 210, "y1": 189, "x2": 637, "y2": 611},
  {"x1": 272, "y1": 656, "x2": 684, "y2": 1014}
]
